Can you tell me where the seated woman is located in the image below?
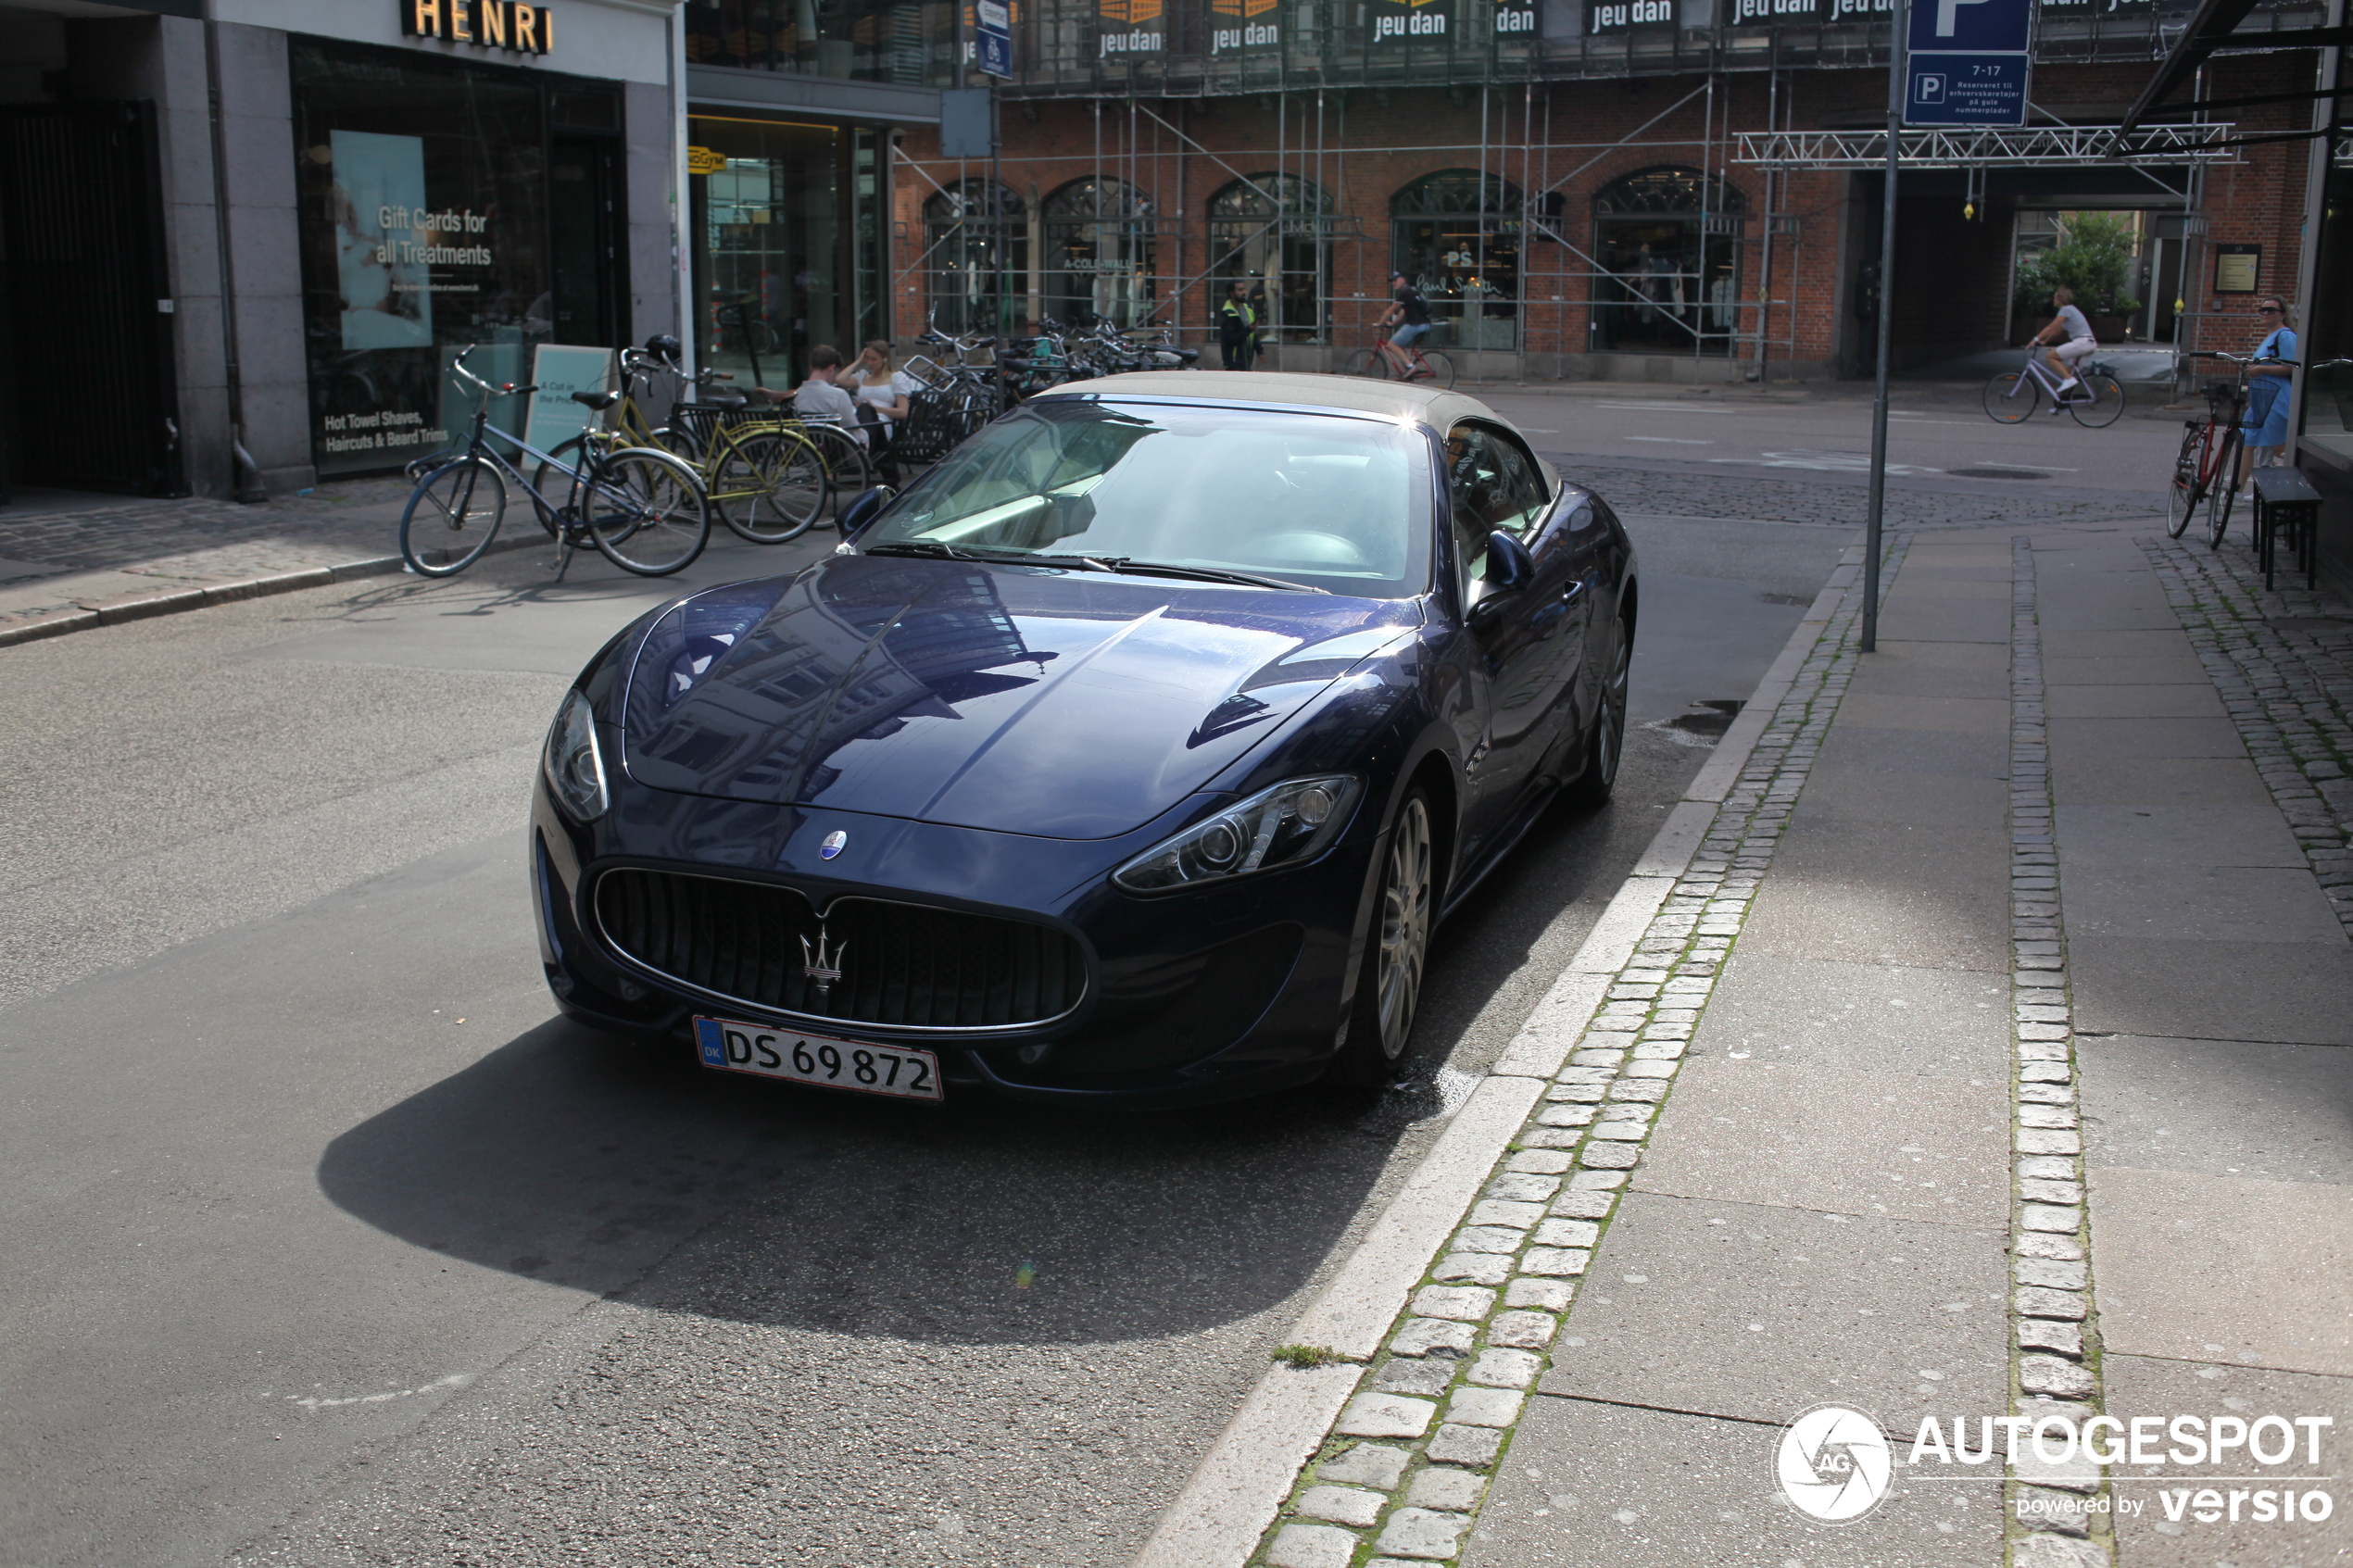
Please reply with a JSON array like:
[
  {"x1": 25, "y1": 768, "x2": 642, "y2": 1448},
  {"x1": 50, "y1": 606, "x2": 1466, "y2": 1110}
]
[{"x1": 843, "y1": 339, "x2": 916, "y2": 449}]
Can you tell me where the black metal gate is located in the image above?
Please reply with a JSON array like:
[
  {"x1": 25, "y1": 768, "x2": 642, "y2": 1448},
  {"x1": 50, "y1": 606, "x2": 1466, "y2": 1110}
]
[{"x1": 0, "y1": 102, "x2": 182, "y2": 496}]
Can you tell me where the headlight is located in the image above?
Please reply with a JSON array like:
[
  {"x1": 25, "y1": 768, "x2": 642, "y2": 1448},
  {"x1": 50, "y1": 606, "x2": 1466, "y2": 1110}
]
[
  {"x1": 1113, "y1": 774, "x2": 1362, "y2": 893},
  {"x1": 543, "y1": 688, "x2": 609, "y2": 822}
]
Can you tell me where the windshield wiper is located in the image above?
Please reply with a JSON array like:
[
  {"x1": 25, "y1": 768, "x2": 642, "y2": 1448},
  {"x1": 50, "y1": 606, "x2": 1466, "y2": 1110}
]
[
  {"x1": 1038, "y1": 556, "x2": 1329, "y2": 594},
  {"x1": 861, "y1": 539, "x2": 1033, "y2": 565}
]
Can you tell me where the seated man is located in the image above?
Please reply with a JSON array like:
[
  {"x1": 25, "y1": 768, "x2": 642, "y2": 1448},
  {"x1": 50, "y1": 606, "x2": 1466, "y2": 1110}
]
[{"x1": 752, "y1": 345, "x2": 859, "y2": 421}]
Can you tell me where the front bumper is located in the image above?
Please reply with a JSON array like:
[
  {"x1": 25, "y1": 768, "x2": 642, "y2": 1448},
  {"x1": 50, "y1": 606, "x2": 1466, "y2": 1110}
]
[{"x1": 530, "y1": 778, "x2": 1382, "y2": 1106}]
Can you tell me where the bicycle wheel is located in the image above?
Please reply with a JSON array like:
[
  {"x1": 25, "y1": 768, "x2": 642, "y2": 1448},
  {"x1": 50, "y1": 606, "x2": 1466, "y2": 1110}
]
[
  {"x1": 1413, "y1": 350, "x2": 1456, "y2": 390},
  {"x1": 1983, "y1": 371, "x2": 2038, "y2": 424},
  {"x1": 1342, "y1": 348, "x2": 1392, "y2": 381},
  {"x1": 530, "y1": 436, "x2": 585, "y2": 538},
  {"x1": 800, "y1": 423, "x2": 873, "y2": 512},
  {"x1": 711, "y1": 429, "x2": 827, "y2": 544},
  {"x1": 2069, "y1": 373, "x2": 2126, "y2": 429},
  {"x1": 399, "y1": 457, "x2": 507, "y2": 577},
  {"x1": 583, "y1": 447, "x2": 711, "y2": 576},
  {"x1": 2165, "y1": 425, "x2": 2207, "y2": 539},
  {"x1": 2204, "y1": 432, "x2": 2242, "y2": 549}
]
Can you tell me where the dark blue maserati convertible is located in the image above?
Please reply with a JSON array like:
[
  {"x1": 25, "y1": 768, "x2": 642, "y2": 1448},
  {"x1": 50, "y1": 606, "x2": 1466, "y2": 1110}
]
[{"x1": 530, "y1": 372, "x2": 1636, "y2": 1105}]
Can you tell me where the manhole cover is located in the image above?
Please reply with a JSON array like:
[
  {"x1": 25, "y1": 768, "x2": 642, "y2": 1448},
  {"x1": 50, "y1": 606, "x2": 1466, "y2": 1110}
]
[{"x1": 1947, "y1": 467, "x2": 2048, "y2": 480}]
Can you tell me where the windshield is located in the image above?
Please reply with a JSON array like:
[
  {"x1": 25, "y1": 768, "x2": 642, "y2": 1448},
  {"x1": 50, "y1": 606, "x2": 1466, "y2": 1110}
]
[{"x1": 864, "y1": 399, "x2": 1434, "y2": 596}]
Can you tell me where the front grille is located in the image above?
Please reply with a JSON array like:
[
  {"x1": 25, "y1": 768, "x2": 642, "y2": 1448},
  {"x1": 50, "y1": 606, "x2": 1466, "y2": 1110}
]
[{"x1": 593, "y1": 868, "x2": 1087, "y2": 1030}]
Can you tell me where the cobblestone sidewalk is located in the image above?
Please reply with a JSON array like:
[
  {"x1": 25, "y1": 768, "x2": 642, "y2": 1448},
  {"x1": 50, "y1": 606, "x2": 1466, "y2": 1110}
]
[
  {"x1": 2145, "y1": 533, "x2": 2353, "y2": 938},
  {"x1": 0, "y1": 480, "x2": 429, "y2": 646}
]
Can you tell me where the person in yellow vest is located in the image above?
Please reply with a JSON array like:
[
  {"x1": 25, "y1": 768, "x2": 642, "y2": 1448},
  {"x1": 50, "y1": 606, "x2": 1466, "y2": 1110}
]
[{"x1": 1217, "y1": 280, "x2": 1256, "y2": 371}]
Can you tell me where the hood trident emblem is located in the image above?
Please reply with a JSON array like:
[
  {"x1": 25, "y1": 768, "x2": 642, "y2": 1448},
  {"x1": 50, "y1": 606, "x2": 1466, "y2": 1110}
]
[{"x1": 800, "y1": 926, "x2": 847, "y2": 1001}]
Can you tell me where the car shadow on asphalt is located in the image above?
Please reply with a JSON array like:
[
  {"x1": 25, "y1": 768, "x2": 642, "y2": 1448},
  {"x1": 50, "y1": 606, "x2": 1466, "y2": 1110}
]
[{"x1": 313, "y1": 733, "x2": 1700, "y2": 1343}]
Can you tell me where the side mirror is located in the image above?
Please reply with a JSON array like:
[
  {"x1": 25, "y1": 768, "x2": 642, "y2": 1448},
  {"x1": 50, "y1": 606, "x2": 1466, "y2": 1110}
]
[
  {"x1": 1467, "y1": 531, "x2": 1534, "y2": 626},
  {"x1": 837, "y1": 485, "x2": 897, "y2": 539},
  {"x1": 1485, "y1": 529, "x2": 1534, "y2": 592}
]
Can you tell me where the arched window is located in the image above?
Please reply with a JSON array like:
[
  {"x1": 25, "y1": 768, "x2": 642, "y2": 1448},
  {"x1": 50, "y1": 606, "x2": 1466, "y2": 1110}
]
[
  {"x1": 1207, "y1": 174, "x2": 1334, "y2": 345},
  {"x1": 1390, "y1": 170, "x2": 1523, "y2": 351},
  {"x1": 1041, "y1": 177, "x2": 1159, "y2": 331},
  {"x1": 924, "y1": 180, "x2": 1026, "y2": 337},
  {"x1": 1592, "y1": 166, "x2": 1748, "y2": 355}
]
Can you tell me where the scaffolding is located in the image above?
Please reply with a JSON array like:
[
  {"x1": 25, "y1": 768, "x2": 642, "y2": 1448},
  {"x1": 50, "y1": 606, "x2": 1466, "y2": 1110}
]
[
  {"x1": 897, "y1": 71, "x2": 1828, "y2": 381},
  {"x1": 889, "y1": 0, "x2": 2314, "y2": 382}
]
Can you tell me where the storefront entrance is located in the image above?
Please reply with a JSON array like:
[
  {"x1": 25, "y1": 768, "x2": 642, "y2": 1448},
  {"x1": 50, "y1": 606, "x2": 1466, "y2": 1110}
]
[
  {"x1": 689, "y1": 114, "x2": 887, "y2": 390},
  {"x1": 0, "y1": 102, "x2": 180, "y2": 495},
  {"x1": 1591, "y1": 167, "x2": 1744, "y2": 357}
]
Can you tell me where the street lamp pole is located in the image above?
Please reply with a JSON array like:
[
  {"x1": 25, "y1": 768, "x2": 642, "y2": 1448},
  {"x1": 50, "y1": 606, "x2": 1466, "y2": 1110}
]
[{"x1": 1864, "y1": 0, "x2": 1904, "y2": 654}]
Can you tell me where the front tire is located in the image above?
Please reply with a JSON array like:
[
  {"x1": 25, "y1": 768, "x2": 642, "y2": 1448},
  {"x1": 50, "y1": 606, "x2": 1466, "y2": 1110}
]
[
  {"x1": 1329, "y1": 788, "x2": 1435, "y2": 1087},
  {"x1": 1567, "y1": 610, "x2": 1629, "y2": 809},
  {"x1": 2069, "y1": 372, "x2": 2125, "y2": 428},
  {"x1": 1984, "y1": 371, "x2": 2038, "y2": 423},
  {"x1": 2166, "y1": 425, "x2": 2205, "y2": 539},
  {"x1": 2204, "y1": 433, "x2": 2242, "y2": 549},
  {"x1": 711, "y1": 429, "x2": 826, "y2": 543},
  {"x1": 585, "y1": 447, "x2": 711, "y2": 576}
]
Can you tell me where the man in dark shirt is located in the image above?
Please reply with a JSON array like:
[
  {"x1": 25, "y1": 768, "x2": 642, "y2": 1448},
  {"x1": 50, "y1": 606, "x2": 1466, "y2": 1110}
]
[{"x1": 1375, "y1": 271, "x2": 1434, "y2": 377}]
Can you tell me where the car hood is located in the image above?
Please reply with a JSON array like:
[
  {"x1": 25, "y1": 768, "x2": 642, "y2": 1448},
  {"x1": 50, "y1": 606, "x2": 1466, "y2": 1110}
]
[{"x1": 622, "y1": 555, "x2": 1420, "y2": 839}]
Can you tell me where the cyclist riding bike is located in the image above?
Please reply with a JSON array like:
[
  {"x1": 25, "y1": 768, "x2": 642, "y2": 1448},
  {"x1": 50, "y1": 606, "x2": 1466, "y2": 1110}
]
[
  {"x1": 1376, "y1": 271, "x2": 1434, "y2": 378},
  {"x1": 2025, "y1": 285, "x2": 2098, "y2": 410}
]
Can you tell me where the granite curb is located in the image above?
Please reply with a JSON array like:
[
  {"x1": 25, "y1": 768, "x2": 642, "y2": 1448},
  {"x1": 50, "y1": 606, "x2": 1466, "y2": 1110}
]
[{"x1": 0, "y1": 536, "x2": 542, "y2": 650}]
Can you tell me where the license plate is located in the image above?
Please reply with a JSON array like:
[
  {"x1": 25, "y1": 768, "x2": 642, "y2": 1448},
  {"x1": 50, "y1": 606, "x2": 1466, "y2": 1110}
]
[{"x1": 693, "y1": 1015, "x2": 943, "y2": 1101}]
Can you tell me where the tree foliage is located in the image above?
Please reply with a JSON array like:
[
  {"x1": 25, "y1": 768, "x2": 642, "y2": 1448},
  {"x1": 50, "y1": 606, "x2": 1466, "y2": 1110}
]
[{"x1": 2016, "y1": 211, "x2": 2144, "y2": 317}]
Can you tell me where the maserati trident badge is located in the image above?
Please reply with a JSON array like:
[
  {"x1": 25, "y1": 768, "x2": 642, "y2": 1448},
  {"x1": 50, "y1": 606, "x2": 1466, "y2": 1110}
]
[
  {"x1": 800, "y1": 926, "x2": 847, "y2": 1001},
  {"x1": 819, "y1": 830, "x2": 848, "y2": 860}
]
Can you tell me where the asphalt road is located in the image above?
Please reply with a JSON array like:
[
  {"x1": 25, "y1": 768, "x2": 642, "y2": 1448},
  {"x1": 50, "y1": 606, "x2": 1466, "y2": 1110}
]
[{"x1": 3, "y1": 480, "x2": 1846, "y2": 1566}]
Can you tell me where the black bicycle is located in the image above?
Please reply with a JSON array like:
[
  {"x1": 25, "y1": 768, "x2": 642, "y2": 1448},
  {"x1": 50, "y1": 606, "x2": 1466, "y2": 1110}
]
[{"x1": 399, "y1": 346, "x2": 712, "y2": 579}]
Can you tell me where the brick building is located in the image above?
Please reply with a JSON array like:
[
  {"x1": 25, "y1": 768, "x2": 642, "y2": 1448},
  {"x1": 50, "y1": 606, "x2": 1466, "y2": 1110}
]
[{"x1": 888, "y1": 0, "x2": 2328, "y2": 383}]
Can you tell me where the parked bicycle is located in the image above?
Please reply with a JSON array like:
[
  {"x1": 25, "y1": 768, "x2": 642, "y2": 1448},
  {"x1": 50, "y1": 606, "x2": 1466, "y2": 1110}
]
[
  {"x1": 1343, "y1": 334, "x2": 1456, "y2": 390},
  {"x1": 398, "y1": 346, "x2": 711, "y2": 579},
  {"x1": 1983, "y1": 347, "x2": 2125, "y2": 428},
  {"x1": 538, "y1": 344, "x2": 828, "y2": 544},
  {"x1": 2168, "y1": 352, "x2": 2353, "y2": 547}
]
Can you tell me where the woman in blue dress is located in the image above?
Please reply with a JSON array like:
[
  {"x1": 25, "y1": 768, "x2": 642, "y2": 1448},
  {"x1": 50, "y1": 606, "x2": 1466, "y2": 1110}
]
[{"x1": 2236, "y1": 295, "x2": 2297, "y2": 493}]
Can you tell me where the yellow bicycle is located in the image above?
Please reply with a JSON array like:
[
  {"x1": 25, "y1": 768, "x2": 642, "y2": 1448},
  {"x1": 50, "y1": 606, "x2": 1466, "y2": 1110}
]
[{"x1": 535, "y1": 347, "x2": 829, "y2": 544}]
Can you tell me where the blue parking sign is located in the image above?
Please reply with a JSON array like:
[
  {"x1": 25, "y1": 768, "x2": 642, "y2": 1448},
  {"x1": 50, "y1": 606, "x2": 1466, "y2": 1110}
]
[
  {"x1": 1906, "y1": 54, "x2": 2028, "y2": 124},
  {"x1": 1908, "y1": 0, "x2": 2028, "y2": 52},
  {"x1": 1905, "y1": 0, "x2": 2029, "y2": 126}
]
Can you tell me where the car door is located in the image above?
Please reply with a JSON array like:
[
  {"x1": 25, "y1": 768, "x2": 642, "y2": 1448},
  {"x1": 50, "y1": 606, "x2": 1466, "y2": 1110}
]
[{"x1": 1448, "y1": 422, "x2": 1575, "y2": 850}]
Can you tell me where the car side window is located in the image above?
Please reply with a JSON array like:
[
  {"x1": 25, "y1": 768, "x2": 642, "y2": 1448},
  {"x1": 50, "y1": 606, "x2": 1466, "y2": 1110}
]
[{"x1": 1448, "y1": 424, "x2": 1550, "y2": 597}]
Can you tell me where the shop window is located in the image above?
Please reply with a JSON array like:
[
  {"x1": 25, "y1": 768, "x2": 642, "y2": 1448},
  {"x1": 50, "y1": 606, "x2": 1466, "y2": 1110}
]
[
  {"x1": 924, "y1": 179, "x2": 1028, "y2": 336},
  {"x1": 1591, "y1": 166, "x2": 1745, "y2": 356},
  {"x1": 1390, "y1": 171, "x2": 1521, "y2": 352},
  {"x1": 683, "y1": 0, "x2": 947, "y2": 88},
  {"x1": 1207, "y1": 173, "x2": 1332, "y2": 345},
  {"x1": 291, "y1": 42, "x2": 556, "y2": 479},
  {"x1": 1042, "y1": 177, "x2": 1160, "y2": 331}
]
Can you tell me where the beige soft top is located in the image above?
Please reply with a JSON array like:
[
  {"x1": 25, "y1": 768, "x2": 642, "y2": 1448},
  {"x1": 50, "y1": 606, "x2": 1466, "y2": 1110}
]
[{"x1": 1037, "y1": 370, "x2": 1501, "y2": 435}]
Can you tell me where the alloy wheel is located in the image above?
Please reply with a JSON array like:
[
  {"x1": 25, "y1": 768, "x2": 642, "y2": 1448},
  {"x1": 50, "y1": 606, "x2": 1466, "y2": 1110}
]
[{"x1": 1374, "y1": 796, "x2": 1433, "y2": 1060}]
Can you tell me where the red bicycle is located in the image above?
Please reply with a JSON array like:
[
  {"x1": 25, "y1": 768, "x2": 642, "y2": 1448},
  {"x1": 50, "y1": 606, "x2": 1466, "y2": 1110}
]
[
  {"x1": 2168, "y1": 351, "x2": 2256, "y2": 546},
  {"x1": 1343, "y1": 335, "x2": 1456, "y2": 390}
]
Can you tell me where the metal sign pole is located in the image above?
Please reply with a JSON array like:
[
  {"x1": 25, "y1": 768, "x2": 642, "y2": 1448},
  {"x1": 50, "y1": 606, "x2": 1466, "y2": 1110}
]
[{"x1": 1864, "y1": 0, "x2": 1902, "y2": 654}]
